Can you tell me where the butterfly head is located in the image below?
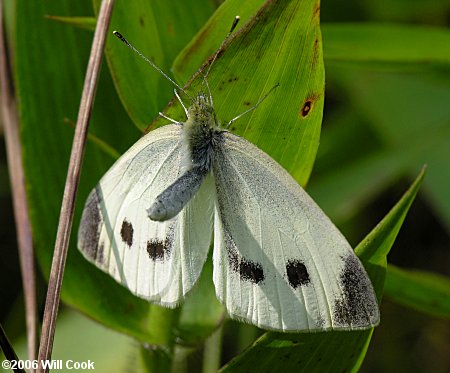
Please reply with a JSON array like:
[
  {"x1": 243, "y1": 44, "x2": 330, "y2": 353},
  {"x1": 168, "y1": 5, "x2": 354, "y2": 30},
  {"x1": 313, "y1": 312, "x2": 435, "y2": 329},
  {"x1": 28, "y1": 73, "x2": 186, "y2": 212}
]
[{"x1": 187, "y1": 93, "x2": 217, "y2": 128}]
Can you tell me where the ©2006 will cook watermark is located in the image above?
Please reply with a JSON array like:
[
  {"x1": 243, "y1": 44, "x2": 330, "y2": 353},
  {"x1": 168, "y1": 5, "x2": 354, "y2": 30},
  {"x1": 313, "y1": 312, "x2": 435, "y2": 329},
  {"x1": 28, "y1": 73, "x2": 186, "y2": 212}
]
[{"x1": 2, "y1": 359, "x2": 95, "y2": 371}]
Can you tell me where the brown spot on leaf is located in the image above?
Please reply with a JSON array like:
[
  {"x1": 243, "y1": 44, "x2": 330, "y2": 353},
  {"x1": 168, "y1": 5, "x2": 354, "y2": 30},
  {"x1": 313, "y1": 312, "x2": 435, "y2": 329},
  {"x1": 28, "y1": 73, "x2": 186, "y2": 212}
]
[
  {"x1": 167, "y1": 23, "x2": 175, "y2": 36},
  {"x1": 312, "y1": 37, "x2": 320, "y2": 67},
  {"x1": 313, "y1": 1, "x2": 321, "y2": 21},
  {"x1": 301, "y1": 100, "x2": 313, "y2": 117},
  {"x1": 300, "y1": 93, "x2": 320, "y2": 118}
]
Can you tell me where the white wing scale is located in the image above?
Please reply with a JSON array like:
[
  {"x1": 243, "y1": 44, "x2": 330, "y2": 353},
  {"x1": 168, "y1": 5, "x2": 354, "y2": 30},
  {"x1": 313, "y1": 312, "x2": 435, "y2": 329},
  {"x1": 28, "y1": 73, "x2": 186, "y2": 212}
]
[
  {"x1": 78, "y1": 124, "x2": 214, "y2": 306},
  {"x1": 212, "y1": 132, "x2": 379, "y2": 331}
]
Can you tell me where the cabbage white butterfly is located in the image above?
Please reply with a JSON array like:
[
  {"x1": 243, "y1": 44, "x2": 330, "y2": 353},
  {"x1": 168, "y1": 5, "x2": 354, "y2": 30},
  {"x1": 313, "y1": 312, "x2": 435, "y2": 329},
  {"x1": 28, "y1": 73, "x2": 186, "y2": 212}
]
[{"x1": 78, "y1": 19, "x2": 379, "y2": 332}]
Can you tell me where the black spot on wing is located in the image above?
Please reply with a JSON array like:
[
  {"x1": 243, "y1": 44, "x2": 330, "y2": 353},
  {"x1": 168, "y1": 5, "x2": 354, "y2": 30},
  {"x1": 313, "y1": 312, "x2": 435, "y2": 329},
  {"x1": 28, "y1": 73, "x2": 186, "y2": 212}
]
[
  {"x1": 120, "y1": 220, "x2": 134, "y2": 247},
  {"x1": 147, "y1": 239, "x2": 170, "y2": 260},
  {"x1": 286, "y1": 259, "x2": 310, "y2": 288},
  {"x1": 225, "y1": 232, "x2": 265, "y2": 284},
  {"x1": 214, "y1": 170, "x2": 265, "y2": 285},
  {"x1": 78, "y1": 187, "x2": 103, "y2": 261},
  {"x1": 97, "y1": 242, "x2": 105, "y2": 265},
  {"x1": 146, "y1": 223, "x2": 175, "y2": 261},
  {"x1": 240, "y1": 258, "x2": 264, "y2": 284},
  {"x1": 333, "y1": 255, "x2": 379, "y2": 327}
]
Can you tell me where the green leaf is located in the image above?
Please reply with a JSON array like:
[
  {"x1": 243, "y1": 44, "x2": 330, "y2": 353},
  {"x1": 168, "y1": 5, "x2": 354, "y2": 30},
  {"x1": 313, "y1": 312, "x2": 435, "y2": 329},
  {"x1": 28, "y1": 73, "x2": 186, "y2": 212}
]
[
  {"x1": 308, "y1": 65, "x2": 450, "y2": 225},
  {"x1": 9, "y1": 310, "x2": 139, "y2": 373},
  {"x1": 385, "y1": 265, "x2": 450, "y2": 320},
  {"x1": 220, "y1": 168, "x2": 425, "y2": 372},
  {"x1": 353, "y1": 166, "x2": 426, "y2": 298},
  {"x1": 322, "y1": 23, "x2": 450, "y2": 66},
  {"x1": 169, "y1": 0, "x2": 325, "y2": 186},
  {"x1": 308, "y1": 147, "x2": 411, "y2": 223},
  {"x1": 16, "y1": 0, "x2": 169, "y2": 343},
  {"x1": 313, "y1": 25, "x2": 450, "y2": 227},
  {"x1": 17, "y1": 0, "x2": 228, "y2": 348},
  {"x1": 45, "y1": 15, "x2": 96, "y2": 31},
  {"x1": 353, "y1": 0, "x2": 450, "y2": 24},
  {"x1": 172, "y1": 0, "x2": 266, "y2": 83},
  {"x1": 96, "y1": 0, "x2": 216, "y2": 130},
  {"x1": 177, "y1": 258, "x2": 225, "y2": 345}
]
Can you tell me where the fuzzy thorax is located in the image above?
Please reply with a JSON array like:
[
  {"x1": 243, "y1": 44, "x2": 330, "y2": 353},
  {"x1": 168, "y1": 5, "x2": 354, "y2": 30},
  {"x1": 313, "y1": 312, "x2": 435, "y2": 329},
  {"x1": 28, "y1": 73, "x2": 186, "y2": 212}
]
[
  {"x1": 149, "y1": 94, "x2": 223, "y2": 221},
  {"x1": 181, "y1": 94, "x2": 223, "y2": 172}
]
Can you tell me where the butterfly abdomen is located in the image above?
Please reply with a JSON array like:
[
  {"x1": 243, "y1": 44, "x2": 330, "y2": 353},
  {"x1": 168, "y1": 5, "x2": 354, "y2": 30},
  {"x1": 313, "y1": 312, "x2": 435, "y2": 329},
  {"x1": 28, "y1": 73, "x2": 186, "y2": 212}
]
[
  {"x1": 148, "y1": 126, "x2": 224, "y2": 222},
  {"x1": 147, "y1": 167, "x2": 208, "y2": 221}
]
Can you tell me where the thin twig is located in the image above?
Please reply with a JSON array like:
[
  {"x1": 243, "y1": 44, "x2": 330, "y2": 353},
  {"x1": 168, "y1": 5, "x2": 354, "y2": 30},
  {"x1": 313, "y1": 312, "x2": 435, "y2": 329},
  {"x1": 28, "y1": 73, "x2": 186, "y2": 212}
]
[
  {"x1": 0, "y1": 0, "x2": 37, "y2": 366},
  {"x1": 37, "y1": 1, "x2": 115, "y2": 371},
  {"x1": 0, "y1": 323, "x2": 26, "y2": 373}
]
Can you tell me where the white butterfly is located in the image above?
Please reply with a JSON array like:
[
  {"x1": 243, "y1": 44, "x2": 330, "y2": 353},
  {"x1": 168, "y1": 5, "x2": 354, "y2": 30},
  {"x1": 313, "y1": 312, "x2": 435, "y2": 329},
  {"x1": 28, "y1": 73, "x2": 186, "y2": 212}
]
[{"x1": 78, "y1": 28, "x2": 379, "y2": 332}]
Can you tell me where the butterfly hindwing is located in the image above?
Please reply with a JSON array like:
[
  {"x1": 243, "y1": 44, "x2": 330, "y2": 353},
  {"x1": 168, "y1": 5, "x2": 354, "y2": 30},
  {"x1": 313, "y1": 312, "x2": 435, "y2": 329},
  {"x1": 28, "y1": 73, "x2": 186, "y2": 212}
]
[
  {"x1": 78, "y1": 124, "x2": 214, "y2": 306},
  {"x1": 212, "y1": 132, "x2": 379, "y2": 331}
]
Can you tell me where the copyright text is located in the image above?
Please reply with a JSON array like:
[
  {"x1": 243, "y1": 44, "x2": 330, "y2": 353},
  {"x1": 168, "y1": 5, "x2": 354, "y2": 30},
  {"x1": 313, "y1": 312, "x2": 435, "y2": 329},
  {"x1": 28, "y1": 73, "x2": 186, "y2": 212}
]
[{"x1": 2, "y1": 359, "x2": 95, "y2": 371}]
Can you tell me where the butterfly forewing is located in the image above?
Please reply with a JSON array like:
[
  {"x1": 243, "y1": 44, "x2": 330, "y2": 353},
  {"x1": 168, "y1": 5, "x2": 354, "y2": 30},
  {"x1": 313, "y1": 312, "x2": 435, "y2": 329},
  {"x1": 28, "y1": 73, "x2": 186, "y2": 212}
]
[
  {"x1": 78, "y1": 124, "x2": 214, "y2": 305},
  {"x1": 212, "y1": 132, "x2": 379, "y2": 331}
]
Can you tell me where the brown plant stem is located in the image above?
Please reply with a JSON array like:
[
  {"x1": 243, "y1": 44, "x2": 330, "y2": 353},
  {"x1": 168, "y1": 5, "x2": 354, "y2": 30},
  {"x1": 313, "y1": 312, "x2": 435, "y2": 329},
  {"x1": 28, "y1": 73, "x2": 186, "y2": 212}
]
[
  {"x1": 0, "y1": 0, "x2": 37, "y2": 366},
  {"x1": 36, "y1": 1, "x2": 115, "y2": 371}
]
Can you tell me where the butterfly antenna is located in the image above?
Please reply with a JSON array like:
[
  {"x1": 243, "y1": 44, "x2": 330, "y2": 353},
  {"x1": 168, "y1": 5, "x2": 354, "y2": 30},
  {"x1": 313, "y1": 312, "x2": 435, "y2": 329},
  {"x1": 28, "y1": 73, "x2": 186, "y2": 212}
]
[
  {"x1": 199, "y1": 69, "x2": 214, "y2": 107},
  {"x1": 113, "y1": 31, "x2": 191, "y2": 99},
  {"x1": 200, "y1": 16, "x2": 240, "y2": 118},
  {"x1": 227, "y1": 83, "x2": 280, "y2": 128},
  {"x1": 203, "y1": 16, "x2": 240, "y2": 80},
  {"x1": 174, "y1": 89, "x2": 189, "y2": 118},
  {"x1": 201, "y1": 70, "x2": 219, "y2": 124}
]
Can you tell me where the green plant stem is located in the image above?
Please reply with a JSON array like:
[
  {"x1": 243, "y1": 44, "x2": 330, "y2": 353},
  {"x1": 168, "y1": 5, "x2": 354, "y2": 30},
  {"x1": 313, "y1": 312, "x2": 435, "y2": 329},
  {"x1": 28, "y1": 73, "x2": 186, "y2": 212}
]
[
  {"x1": 171, "y1": 345, "x2": 195, "y2": 373},
  {"x1": 203, "y1": 325, "x2": 224, "y2": 373},
  {"x1": 139, "y1": 305, "x2": 181, "y2": 372}
]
